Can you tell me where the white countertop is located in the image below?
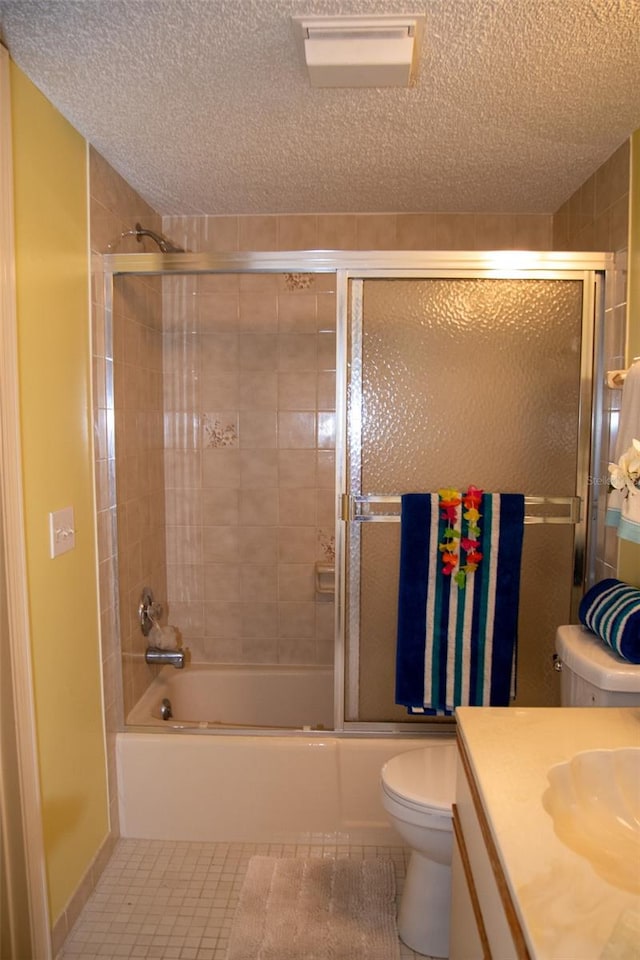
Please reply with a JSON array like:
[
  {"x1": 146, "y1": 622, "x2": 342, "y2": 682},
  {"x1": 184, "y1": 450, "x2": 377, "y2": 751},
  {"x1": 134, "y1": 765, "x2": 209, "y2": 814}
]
[{"x1": 456, "y1": 707, "x2": 640, "y2": 960}]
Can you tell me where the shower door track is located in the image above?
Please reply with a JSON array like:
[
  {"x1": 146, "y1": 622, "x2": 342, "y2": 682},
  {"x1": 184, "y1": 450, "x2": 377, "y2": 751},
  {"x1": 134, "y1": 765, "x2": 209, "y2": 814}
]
[
  {"x1": 103, "y1": 249, "x2": 611, "y2": 277},
  {"x1": 102, "y1": 249, "x2": 611, "y2": 735}
]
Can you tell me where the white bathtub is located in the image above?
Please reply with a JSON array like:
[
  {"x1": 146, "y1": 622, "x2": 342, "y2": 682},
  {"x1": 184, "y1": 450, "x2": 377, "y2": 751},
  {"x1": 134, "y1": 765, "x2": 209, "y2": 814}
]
[
  {"x1": 118, "y1": 664, "x2": 453, "y2": 843},
  {"x1": 116, "y1": 731, "x2": 452, "y2": 843},
  {"x1": 126, "y1": 662, "x2": 334, "y2": 729}
]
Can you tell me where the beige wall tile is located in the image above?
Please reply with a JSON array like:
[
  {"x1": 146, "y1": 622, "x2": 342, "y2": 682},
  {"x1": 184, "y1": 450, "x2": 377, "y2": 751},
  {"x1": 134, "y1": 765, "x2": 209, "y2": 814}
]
[
  {"x1": 317, "y1": 412, "x2": 336, "y2": 449},
  {"x1": 202, "y1": 449, "x2": 241, "y2": 488},
  {"x1": 239, "y1": 487, "x2": 279, "y2": 525},
  {"x1": 239, "y1": 333, "x2": 279, "y2": 370},
  {"x1": 278, "y1": 564, "x2": 315, "y2": 601},
  {"x1": 241, "y1": 564, "x2": 278, "y2": 601},
  {"x1": 279, "y1": 488, "x2": 317, "y2": 526},
  {"x1": 278, "y1": 333, "x2": 317, "y2": 371},
  {"x1": 316, "y1": 294, "x2": 337, "y2": 332},
  {"x1": 356, "y1": 214, "x2": 397, "y2": 249},
  {"x1": 278, "y1": 602, "x2": 316, "y2": 638},
  {"x1": 278, "y1": 450, "x2": 317, "y2": 487},
  {"x1": 278, "y1": 526, "x2": 316, "y2": 562},
  {"x1": 198, "y1": 293, "x2": 239, "y2": 333},
  {"x1": 204, "y1": 564, "x2": 241, "y2": 602},
  {"x1": 239, "y1": 410, "x2": 278, "y2": 448},
  {"x1": 278, "y1": 411, "x2": 316, "y2": 448},
  {"x1": 435, "y1": 213, "x2": 475, "y2": 249},
  {"x1": 201, "y1": 369, "x2": 239, "y2": 409},
  {"x1": 204, "y1": 601, "x2": 241, "y2": 639},
  {"x1": 396, "y1": 213, "x2": 437, "y2": 249},
  {"x1": 278, "y1": 293, "x2": 317, "y2": 333},
  {"x1": 166, "y1": 563, "x2": 205, "y2": 603},
  {"x1": 278, "y1": 371, "x2": 318, "y2": 410},
  {"x1": 199, "y1": 215, "x2": 239, "y2": 252},
  {"x1": 201, "y1": 488, "x2": 239, "y2": 525},
  {"x1": 240, "y1": 449, "x2": 279, "y2": 487},
  {"x1": 474, "y1": 214, "x2": 514, "y2": 249},
  {"x1": 202, "y1": 526, "x2": 239, "y2": 563},
  {"x1": 239, "y1": 215, "x2": 278, "y2": 251},
  {"x1": 241, "y1": 602, "x2": 278, "y2": 638},
  {"x1": 238, "y1": 526, "x2": 278, "y2": 563},
  {"x1": 316, "y1": 214, "x2": 357, "y2": 249},
  {"x1": 513, "y1": 215, "x2": 552, "y2": 250},
  {"x1": 241, "y1": 636, "x2": 279, "y2": 662},
  {"x1": 278, "y1": 215, "x2": 318, "y2": 250},
  {"x1": 239, "y1": 292, "x2": 278, "y2": 333},
  {"x1": 239, "y1": 371, "x2": 278, "y2": 409},
  {"x1": 278, "y1": 636, "x2": 317, "y2": 664}
]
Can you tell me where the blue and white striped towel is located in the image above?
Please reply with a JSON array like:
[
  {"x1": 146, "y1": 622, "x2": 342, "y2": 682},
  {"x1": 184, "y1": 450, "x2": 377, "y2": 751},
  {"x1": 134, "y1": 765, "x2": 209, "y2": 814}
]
[
  {"x1": 395, "y1": 492, "x2": 525, "y2": 714},
  {"x1": 578, "y1": 579, "x2": 640, "y2": 664}
]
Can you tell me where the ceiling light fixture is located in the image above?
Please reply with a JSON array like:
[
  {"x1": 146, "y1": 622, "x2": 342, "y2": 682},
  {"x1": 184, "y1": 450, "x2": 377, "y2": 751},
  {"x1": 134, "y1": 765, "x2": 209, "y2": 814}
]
[{"x1": 292, "y1": 15, "x2": 425, "y2": 88}]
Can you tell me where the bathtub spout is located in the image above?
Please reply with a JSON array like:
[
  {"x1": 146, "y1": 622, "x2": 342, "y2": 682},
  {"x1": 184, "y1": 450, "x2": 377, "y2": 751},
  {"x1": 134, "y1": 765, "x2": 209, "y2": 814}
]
[{"x1": 145, "y1": 647, "x2": 185, "y2": 669}]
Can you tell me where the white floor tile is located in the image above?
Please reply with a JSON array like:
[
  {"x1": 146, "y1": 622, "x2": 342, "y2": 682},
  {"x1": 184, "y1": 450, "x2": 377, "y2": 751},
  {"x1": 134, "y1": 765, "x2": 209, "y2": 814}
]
[{"x1": 58, "y1": 839, "x2": 435, "y2": 960}]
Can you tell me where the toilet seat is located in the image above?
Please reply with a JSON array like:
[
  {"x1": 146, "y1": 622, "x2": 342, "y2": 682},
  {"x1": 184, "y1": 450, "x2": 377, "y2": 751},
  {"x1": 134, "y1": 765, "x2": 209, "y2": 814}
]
[{"x1": 381, "y1": 746, "x2": 455, "y2": 820}]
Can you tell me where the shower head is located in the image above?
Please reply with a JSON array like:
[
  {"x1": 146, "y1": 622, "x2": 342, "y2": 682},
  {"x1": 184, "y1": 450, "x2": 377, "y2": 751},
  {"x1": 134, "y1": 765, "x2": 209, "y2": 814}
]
[{"x1": 115, "y1": 222, "x2": 185, "y2": 253}]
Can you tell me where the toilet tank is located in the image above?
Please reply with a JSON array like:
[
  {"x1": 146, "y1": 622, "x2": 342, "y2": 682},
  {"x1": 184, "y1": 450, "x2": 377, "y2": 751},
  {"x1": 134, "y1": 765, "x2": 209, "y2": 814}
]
[{"x1": 555, "y1": 625, "x2": 640, "y2": 706}]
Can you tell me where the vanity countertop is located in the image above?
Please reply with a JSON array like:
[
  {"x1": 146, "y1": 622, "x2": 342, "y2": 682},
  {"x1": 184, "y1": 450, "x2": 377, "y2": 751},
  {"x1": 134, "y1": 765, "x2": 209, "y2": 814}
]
[{"x1": 455, "y1": 707, "x2": 640, "y2": 960}]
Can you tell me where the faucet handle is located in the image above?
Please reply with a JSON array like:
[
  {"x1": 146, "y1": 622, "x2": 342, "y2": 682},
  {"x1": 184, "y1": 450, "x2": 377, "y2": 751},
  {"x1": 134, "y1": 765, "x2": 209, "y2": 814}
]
[{"x1": 139, "y1": 586, "x2": 163, "y2": 636}]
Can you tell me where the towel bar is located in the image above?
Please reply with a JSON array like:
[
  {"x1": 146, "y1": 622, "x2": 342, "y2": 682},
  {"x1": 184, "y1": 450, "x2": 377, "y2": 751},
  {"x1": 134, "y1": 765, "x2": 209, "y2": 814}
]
[
  {"x1": 341, "y1": 494, "x2": 581, "y2": 524},
  {"x1": 606, "y1": 356, "x2": 640, "y2": 388}
]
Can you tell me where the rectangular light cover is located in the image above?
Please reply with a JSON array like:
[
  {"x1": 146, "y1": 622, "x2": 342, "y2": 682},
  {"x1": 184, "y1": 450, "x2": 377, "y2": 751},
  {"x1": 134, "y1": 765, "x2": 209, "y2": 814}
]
[{"x1": 295, "y1": 16, "x2": 424, "y2": 88}]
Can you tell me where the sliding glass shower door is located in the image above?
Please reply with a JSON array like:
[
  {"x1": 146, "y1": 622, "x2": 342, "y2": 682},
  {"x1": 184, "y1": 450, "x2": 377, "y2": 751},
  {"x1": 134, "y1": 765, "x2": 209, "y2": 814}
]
[{"x1": 339, "y1": 273, "x2": 596, "y2": 725}]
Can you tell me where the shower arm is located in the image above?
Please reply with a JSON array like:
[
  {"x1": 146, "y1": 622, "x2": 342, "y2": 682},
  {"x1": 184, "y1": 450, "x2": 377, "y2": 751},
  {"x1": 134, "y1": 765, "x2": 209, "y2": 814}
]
[{"x1": 118, "y1": 222, "x2": 184, "y2": 254}]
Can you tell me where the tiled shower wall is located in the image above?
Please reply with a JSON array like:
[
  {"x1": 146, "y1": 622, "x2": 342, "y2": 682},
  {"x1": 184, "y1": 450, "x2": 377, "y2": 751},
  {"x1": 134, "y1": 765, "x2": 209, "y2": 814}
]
[
  {"x1": 161, "y1": 270, "x2": 336, "y2": 665},
  {"x1": 552, "y1": 139, "x2": 630, "y2": 583},
  {"x1": 112, "y1": 275, "x2": 167, "y2": 705},
  {"x1": 89, "y1": 147, "x2": 166, "y2": 811}
]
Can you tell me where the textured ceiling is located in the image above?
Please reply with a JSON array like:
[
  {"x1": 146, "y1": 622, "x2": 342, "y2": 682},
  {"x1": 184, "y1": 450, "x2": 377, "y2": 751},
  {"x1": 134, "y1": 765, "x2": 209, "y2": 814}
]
[{"x1": 1, "y1": 0, "x2": 639, "y2": 216}]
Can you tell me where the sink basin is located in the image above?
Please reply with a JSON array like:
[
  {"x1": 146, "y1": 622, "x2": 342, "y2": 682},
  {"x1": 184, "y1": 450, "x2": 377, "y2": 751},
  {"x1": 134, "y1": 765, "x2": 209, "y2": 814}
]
[{"x1": 542, "y1": 748, "x2": 640, "y2": 894}]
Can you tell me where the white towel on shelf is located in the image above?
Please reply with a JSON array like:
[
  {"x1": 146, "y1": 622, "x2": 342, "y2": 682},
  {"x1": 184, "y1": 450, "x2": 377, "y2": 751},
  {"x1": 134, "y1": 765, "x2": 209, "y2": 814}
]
[{"x1": 606, "y1": 359, "x2": 640, "y2": 541}]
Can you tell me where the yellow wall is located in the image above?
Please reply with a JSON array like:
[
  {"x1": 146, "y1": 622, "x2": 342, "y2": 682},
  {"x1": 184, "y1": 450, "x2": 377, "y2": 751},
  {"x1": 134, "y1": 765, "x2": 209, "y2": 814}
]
[
  {"x1": 10, "y1": 62, "x2": 109, "y2": 923},
  {"x1": 618, "y1": 129, "x2": 640, "y2": 587}
]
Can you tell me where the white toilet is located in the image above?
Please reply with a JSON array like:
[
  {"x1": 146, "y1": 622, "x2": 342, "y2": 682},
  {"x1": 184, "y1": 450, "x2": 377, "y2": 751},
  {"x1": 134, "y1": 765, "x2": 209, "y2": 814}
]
[
  {"x1": 381, "y1": 741, "x2": 456, "y2": 957},
  {"x1": 381, "y1": 623, "x2": 640, "y2": 958},
  {"x1": 554, "y1": 623, "x2": 640, "y2": 705}
]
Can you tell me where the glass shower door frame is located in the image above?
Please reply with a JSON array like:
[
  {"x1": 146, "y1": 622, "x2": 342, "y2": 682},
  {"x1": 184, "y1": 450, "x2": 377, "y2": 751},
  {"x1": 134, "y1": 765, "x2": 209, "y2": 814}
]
[
  {"x1": 104, "y1": 247, "x2": 609, "y2": 735},
  {"x1": 334, "y1": 261, "x2": 605, "y2": 732}
]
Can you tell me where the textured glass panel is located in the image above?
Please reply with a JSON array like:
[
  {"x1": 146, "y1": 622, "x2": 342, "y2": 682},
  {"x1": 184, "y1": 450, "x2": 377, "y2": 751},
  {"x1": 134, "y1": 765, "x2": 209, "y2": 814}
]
[
  {"x1": 351, "y1": 279, "x2": 585, "y2": 720},
  {"x1": 360, "y1": 279, "x2": 583, "y2": 493}
]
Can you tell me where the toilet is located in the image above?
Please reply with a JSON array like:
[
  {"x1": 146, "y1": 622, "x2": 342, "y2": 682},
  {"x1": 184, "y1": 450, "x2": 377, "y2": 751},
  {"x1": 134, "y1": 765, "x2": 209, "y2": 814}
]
[
  {"x1": 554, "y1": 623, "x2": 640, "y2": 705},
  {"x1": 380, "y1": 623, "x2": 640, "y2": 957},
  {"x1": 381, "y1": 741, "x2": 456, "y2": 957}
]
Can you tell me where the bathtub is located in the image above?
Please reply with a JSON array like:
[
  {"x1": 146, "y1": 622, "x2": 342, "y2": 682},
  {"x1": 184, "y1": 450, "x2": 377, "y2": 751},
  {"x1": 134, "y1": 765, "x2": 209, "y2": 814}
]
[
  {"x1": 126, "y1": 662, "x2": 334, "y2": 729},
  {"x1": 118, "y1": 663, "x2": 452, "y2": 843}
]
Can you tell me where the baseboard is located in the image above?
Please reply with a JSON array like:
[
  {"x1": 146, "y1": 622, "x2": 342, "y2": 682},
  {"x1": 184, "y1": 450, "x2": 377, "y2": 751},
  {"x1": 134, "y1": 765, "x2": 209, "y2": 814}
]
[{"x1": 51, "y1": 829, "x2": 118, "y2": 957}]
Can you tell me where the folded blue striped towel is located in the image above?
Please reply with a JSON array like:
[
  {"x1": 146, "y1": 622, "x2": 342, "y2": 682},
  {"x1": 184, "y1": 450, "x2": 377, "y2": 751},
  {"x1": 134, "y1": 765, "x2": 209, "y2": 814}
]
[{"x1": 578, "y1": 579, "x2": 640, "y2": 664}]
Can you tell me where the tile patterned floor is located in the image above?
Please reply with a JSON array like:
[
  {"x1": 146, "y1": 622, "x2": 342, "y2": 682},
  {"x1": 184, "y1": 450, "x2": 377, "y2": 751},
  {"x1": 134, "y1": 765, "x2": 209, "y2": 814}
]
[{"x1": 57, "y1": 838, "x2": 432, "y2": 960}]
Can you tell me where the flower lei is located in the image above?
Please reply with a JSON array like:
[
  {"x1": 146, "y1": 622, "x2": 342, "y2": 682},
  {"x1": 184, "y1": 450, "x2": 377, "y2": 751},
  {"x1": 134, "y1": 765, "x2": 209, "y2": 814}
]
[{"x1": 438, "y1": 486, "x2": 484, "y2": 588}]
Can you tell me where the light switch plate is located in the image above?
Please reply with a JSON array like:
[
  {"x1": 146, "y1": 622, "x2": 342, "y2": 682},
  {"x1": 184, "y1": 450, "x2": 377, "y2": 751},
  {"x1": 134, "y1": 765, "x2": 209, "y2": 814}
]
[{"x1": 49, "y1": 507, "x2": 75, "y2": 558}]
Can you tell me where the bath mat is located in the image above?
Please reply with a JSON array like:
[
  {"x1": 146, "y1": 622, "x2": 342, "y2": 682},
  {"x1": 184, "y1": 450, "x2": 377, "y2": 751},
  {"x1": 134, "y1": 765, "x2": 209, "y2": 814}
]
[{"x1": 226, "y1": 856, "x2": 400, "y2": 960}]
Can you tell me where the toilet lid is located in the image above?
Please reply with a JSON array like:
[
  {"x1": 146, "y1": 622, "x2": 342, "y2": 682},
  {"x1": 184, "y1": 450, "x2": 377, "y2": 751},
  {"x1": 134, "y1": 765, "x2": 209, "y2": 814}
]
[{"x1": 381, "y1": 745, "x2": 456, "y2": 814}]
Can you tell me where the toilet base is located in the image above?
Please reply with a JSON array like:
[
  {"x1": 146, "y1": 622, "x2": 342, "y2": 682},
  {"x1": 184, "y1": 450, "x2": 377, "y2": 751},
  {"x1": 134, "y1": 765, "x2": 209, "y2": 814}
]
[{"x1": 398, "y1": 850, "x2": 451, "y2": 958}]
